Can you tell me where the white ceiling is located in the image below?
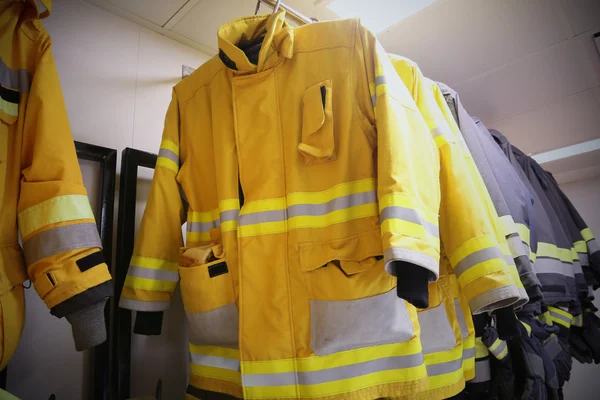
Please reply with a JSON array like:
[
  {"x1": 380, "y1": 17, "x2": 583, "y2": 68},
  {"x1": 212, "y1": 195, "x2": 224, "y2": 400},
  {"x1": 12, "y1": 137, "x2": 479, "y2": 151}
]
[{"x1": 84, "y1": 0, "x2": 600, "y2": 182}]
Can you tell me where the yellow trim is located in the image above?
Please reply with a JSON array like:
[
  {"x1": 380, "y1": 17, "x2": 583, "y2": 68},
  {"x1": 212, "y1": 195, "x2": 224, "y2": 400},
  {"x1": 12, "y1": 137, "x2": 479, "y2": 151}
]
[
  {"x1": 242, "y1": 367, "x2": 427, "y2": 399},
  {"x1": 240, "y1": 198, "x2": 286, "y2": 214},
  {"x1": 124, "y1": 276, "x2": 177, "y2": 291},
  {"x1": 520, "y1": 321, "x2": 532, "y2": 337},
  {"x1": 548, "y1": 306, "x2": 573, "y2": 320},
  {"x1": 434, "y1": 135, "x2": 448, "y2": 148},
  {"x1": 537, "y1": 242, "x2": 573, "y2": 262},
  {"x1": 289, "y1": 204, "x2": 378, "y2": 230},
  {"x1": 496, "y1": 345, "x2": 508, "y2": 360},
  {"x1": 239, "y1": 221, "x2": 287, "y2": 238},
  {"x1": 221, "y1": 220, "x2": 238, "y2": 233},
  {"x1": 160, "y1": 139, "x2": 179, "y2": 155},
  {"x1": 187, "y1": 231, "x2": 212, "y2": 243},
  {"x1": 190, "y1": 364, "x2": 241, "y2": 385},
  {"x1": 475, "y1": 339, "x2": 489, "y2": 358},
  {"x1": 242, "y1": 340, "x2": 423, "y2": 374},
  {"x1": 498, "y1": 215, "x2": 517, "y2": 237},
  {"x1": 156, "y1": 157, "x2": 178, "y2": 173},
  {"x1": 189, "y1": 209, "x2": 220, "y2": 223},
  {"x1": 514, "y1": 223, "x2": 531, "y2": 247},
  {"x1": 458, "y1": 258, "x2": 507, "y2": 288},
  {"x1": 189, "y1": 344, "x2": 239, "y2": 360},
  {"x1": 488, "y1": 338, "x2": 502, "y2": 354},
  {"x1": 220, "y1": 198, "x2": 241, "y2": 211},
  {"x1": 18, "y1": 194, "x2": 95, "y2": 239},
  {"x1": 288, "y1": 178, "x2": 376, "y2": 206},
  {"x1": 378, "y1": 193, "x2": 438, "y2": 225},
  {"x1": 424, "y1": 344, "x2": 463, "y2": 365},
  {"x1": 574, "y1": 240, "x2": 587, "y2": 253},
  {"x1": 581, "y1": 228, "x2": 594, "y2": 242},
  {"x1": 375, "y1": 83, "x2": 388, "y2": 97},
  {"x1": 130, "y1": 255, "x2": 178, "y2": 272},
  {"x1": 381, "y1": 219, "x2": 440, "y2": 246},
  {"x1": 449, "y1": 235, "x2": 496, "y2": 268},
  {"x1": 549, "y1": 316, "x2": 570, "y2": 328},
  {"x1": 369, "y1": 82, "x2": 375, "y2": 96}
]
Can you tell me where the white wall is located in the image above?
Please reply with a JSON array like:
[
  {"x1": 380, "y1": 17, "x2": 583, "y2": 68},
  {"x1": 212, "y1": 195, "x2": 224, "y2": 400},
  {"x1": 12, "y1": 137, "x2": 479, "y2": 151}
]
[
  {"x1": 6, "y1": 0, "x2": 210, "y2": 399},
  {"x1": 561, "y1": 177, "x2": 600, "y2": 400}
]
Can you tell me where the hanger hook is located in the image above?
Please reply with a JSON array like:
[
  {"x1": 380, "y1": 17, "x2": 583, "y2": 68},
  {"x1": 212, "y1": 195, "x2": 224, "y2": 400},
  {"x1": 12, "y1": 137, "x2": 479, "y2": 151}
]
[
  {"x1": 273, "y1": 0, "x2": 281, "y2": 13},
  {"x1": 254, "y1": 0, "x2": 262, "y2": 15}
]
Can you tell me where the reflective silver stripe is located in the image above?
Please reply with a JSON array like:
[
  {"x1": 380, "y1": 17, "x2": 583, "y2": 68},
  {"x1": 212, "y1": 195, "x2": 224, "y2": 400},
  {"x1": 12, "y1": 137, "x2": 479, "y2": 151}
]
[
  {"x1": 489, "y1": 340, "x2": 507, "y2": 359},
  {"x1": 535, "y1": 257, "x2": 571, "y2": 276},
  {"x1": 190, "y1": 353, "x2": 240, "y2": 371},
  {"x1": 469, "y1": 285, "x2": 520, "y2": 314},
  {"x1": 239, "y1": 191, "x2": 377, "y2": 227},
  {"x1": 454, "y1": 299, "x2": 469, "y2": 340},
  {"x1": 454, "y1": 247, "x2": 504, "y2": 278},
  {"x1": 188, "y1": 210, "x2": 240, "y2": 233},
  {"x1": 371, "y1": 93, "x2": 377, "y2": 108},
  {"x1": 119, "y1": 297, "x2": 170, "y2": 311},
  {"x1": 158, "y1": 148, "x2": 179, "y2": 165},
  {"x1": 463, "y1": 347, "x2": 475, "y2": 359},
  {"x1": 380, "y1": 205, "x2": 439, "y2": 239},
  {"x1": 384, "y1": 247, "x2": 439, "y2": 278},
  {"x1": 242, "y1": 353, "x2": 424, "y2": 387},
  {"x1": 507, "y1": 234, "x2": 528, "y2": 258},
  {"x1": 127, "y1": 265, "x2": 179, "y2": 282},
  {"x1": 0, "y1": 57, "x2": 31, "y2": 92},
  {"x1": 426, "y1": 357, "x2": 462, "y2": 376},
  {"x1": 22, "y1": 223, "x2": 102, "y2": 266},
  {"x1": 375, "y1": 75, "x2": 387, "y2": 86},
  {"x1": 470, "y1": 359, "x2": 491, "y2": 383},
  {"x1": 587, "y1": 238, "x2": 600, "y2": 253},
  {"x1": 549, "y1": 310, "x2": 572, "y2": 325},
  {"x1": 578, "y1": 252, "x2": 589, "y2": 266}
]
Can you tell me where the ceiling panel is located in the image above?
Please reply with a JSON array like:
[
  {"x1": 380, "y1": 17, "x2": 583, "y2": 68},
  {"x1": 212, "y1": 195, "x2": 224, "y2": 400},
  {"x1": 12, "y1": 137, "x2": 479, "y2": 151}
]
[
  {"x1": 453, "y1": 33, "x2": 600, "y2": 123},
  {"x1": 105, "y1": 0, "x2": 189, "y2": 26},
  {"x1": 559, "y1": 0, "x2": 600, "y2": 35},
  {"x1": 553, "y1": 165, "x2": 600, "y2": 184},
  {"x1": 543, "y1": 149, "x2": 600, "y2": 174},
  {"x1": 490, "y1": 88, "x2": 600, "y2": 154},
  {"x1": 378, "y1": 0, "x2": 570, "y2": 86}
]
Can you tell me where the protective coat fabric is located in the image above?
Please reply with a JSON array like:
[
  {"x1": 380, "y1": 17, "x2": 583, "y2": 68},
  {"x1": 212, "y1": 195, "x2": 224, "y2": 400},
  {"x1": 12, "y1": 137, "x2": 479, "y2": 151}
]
[
  {"x1": 119, "y1": 18, "x2": 521, "y2": 399},
  {"x1": 0, "y1": 0, "x2": 112, "y2": 364},
  {"x1": 438, "y1": 83, "x2": 542, "y2": 303},
  {"x1": 490, "y1": 130, "x2": 577, "y2": 308},
  {"x1": 385, "y1": 55, "x2": 524, "y2": 400}
]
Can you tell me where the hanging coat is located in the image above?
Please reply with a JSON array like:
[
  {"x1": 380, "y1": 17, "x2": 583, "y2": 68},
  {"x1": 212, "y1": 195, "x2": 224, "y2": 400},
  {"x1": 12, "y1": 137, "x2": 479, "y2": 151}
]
[
  {"x1": 0, "y1": 0, "x2": 112, "y2": 366},
  {"x1": 119, "y1": 14, "x2": 523, "y2": 400}
]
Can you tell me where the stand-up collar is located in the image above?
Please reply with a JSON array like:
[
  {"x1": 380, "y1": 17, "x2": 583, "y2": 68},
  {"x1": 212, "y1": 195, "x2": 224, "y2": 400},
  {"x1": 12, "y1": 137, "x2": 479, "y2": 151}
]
[{"x1": 217, "y1": 10, "x2": 294, "y2": 74}]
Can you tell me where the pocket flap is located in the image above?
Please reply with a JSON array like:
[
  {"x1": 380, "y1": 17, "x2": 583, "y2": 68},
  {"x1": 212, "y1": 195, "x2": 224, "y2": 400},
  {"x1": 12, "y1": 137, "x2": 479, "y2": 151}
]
[
  {"x1": 298, "y1": 79, "x2": 335, "y2": 163},
  {"x1": 299, "y1": 230, "x2": 382, "y2": 272}
]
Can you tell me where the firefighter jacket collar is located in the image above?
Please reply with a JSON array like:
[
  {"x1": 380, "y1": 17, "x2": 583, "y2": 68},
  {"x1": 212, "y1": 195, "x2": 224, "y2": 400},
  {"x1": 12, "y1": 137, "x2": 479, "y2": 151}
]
[
  {"x1": 217, "y1": 10, "x2": 294, "y2": 74},
  {"x1": 20, "y1": 0, "x2": 52, "y2": 20}
]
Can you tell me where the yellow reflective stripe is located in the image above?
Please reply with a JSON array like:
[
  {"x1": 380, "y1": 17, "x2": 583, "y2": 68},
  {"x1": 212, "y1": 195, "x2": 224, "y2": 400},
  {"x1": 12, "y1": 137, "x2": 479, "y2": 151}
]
[
  {"x1": 424, "y1": 346, "x2": 464, "y2": 389},
  {"x1": 488, "y1": 338, "x2": 502, "y2": 354},
  {"x1": 242, "y1": 340, "x2": 422, "y2": 374},
  {"x1": 548, "y1": 306, "x2": 573, "y2": 320},
  {"x1": 496, "y1": 344, "x2": 508, "y2": 360},
  {"x1": 289, "y1": 203, "x2": 378, "y2": 230},
  {"x1": 190, "y1": 364, "x2": 241, "y2": 385},
  {"x1": 221, "y1": 220, "x2": 238, "y2": 232},
  {"x1": 514, "y1": 223, "x2": 531, "y2": 247},
  {"x1": 241, "y1": 198, "x2": 286, "y2": 214},
  {"x1": 238, "y1": 221, "x2": 287, "y2": 237},
  {"x1": 475, "y1": 338, "x2": 489, "y2": 358},
  {"x1": 520, "y1": 321, "x2": 532, "y2": 337},
  {"x1": 220, "y1": 198, "x2": 241, "y2": 211},
  {"x1": 189, "y1": 344, "x2": 239, "y2": 360},
  {"x1": 186, "y1": 231, "x2": 211, "y2": 243},
  {"x1": 289, "y1": 178, "x2": 375, "y2": 206},
  {"x1": 574, "y1": 240, "x2": 587, "y2": 253},
  {"x1": 558, "y1": 248, "x2": 572, "y2": 263},
  {"x1": 449, "y1": 235, "x2": 496, "y2": 268},
  {"x1": 18, "y1": 194, "x2": 95, "y2": 239},
  {"x1": 156, "y1": 157, "x2": 178, "y2": 173},
  {"x1": 189, "y1": 209, "x2": 220, "y2": 223},
  {"x1": 434, "y1": 135, "x2": 448, "y2": 148},
  {"x1": 581, "y1": 228, "x2": 594, "y2": 242},
  {"x1": 538, "y1": 242, "x2": 571, "y2": 262},
  {"x1": 160, "y1": 139, "x2": 179, "y2": 155},
  {"x1": 381, "y1": 218, "x2": 440, "y2": 245},
  {"x1": 498, "y1": 215, "x2": 517, "y2": 237},
  {"x1": 124, "y1": 276, "x2": 177, "y2": 291},
  {"x1": 130, "y1": 255, "x2": 178, "y2": 272},
  {"x1": 378, "y1": 193, "x2": 438, "y2": 226}
]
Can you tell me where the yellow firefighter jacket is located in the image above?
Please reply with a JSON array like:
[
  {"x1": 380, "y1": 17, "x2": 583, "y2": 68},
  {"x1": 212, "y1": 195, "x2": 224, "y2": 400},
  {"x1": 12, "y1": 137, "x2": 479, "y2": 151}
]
[
  {"x1": 0, "y1": 0, "x2": 112, "y2": 364},
  {"x1": 120, "y1": 12, "x2": 522, "y2": 400},
  {"x1": 388, "y1": 55, "x2": 528, "y2": 399}
]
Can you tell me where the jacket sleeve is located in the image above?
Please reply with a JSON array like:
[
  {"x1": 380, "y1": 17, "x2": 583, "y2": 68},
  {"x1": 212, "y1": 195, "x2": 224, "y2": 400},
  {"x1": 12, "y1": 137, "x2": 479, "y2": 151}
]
[
  {"x1": 119, "y1": 89, "x2": 185, "y2": 315},
  {"x1": 424, "y1": 79, "x2": 525, "y2": 313},
  {"x1": 19, "y1": 41, "x2": 112, "y2": 351},
  {"x1": 354, "y1": 26, "x2": 441, "y2": 308}
]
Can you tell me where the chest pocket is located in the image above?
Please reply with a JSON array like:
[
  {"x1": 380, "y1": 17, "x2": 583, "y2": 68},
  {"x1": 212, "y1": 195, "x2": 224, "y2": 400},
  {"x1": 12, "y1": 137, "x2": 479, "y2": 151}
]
[
  {"x1": 0, "y1": 85, "x2": 19, "y2": 213},
  {"x1": 298, "y1": 79, "x2": 335, "y2": 165}
]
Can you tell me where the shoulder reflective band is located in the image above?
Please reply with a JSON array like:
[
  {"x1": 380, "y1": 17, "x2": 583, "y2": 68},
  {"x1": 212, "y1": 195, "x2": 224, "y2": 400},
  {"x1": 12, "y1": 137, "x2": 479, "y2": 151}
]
[
  {"x1": 22, "y1": 222, "x2": 102, "y2": 266},
  {"x1": 0, "y1": 57, "x2": 31, "y2": 92},
  {"x1": 18, "y1": 194, "x2": 95, "y2": 240},
  {"x1": 156, "y1": 139, "x2": 179, "y2": 173},
  {"x1": 124, "y1": 255, "x2": 179, "y2": 292}
]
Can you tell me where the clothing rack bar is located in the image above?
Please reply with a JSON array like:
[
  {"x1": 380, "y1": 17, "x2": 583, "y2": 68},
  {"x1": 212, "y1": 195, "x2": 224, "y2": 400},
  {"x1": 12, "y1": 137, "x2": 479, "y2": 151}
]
[{"x1": 257, "y1": 0, "x2": 314, "y2": 25}]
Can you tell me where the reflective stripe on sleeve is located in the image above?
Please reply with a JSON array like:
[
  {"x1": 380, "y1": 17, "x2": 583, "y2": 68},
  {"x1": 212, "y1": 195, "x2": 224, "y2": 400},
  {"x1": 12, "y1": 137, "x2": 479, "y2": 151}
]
[
  {"x1": 0, "y1": 57, "x2": 31, "y2": 92},
  {"x1": 475, "y1": 338, "x2": 489, "y2": 359},
  {"x1": 124, "y1": 255, "x2": 179, "y2": 292},
  {"x1": 488, "y1": 339, "x2": 508, "y2": 360},
  {"x1": 119, "y1": 297, "x2": 170, "y2": 312},
  {"x1": 588, "y1": 239, "x2": 600, "y2": 254},
  {"x1": 581, "y1": 228, "x2": 595, "y2": 242},
  {"x1": 156, "y1": 139, "x2": 179, "y2": 173},
  {"x1": 453, "y1": 247, "x2": 504, "y2": 281},
  {"x1": 548, "y1": 306, "x2": 573, "y2": 328},
  {"x1": 22, "y1": 222, "x2": 102, "y2": 266},
  {"x1": 506, "y1": 234, "x2": 529, "y2": 259},
  {"x1": 574, "y1": 240, "x2": 587, "y2": 254},
  {"x1": 187, "y1": 200, "x2": 240, "y2": 243},
  {"x1": 18, "y1": 194, "x2": 95, "y2": 239}
]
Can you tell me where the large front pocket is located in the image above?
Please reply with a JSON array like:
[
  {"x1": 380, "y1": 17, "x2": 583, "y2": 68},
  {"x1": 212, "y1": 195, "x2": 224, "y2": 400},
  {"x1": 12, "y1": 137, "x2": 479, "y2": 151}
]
[
  {"x1": 301, "y1": 231, "x2": 414, "y2": 356},
  {"x1": 179, "y1": 246, "x2": 238, "y2": 348}
]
